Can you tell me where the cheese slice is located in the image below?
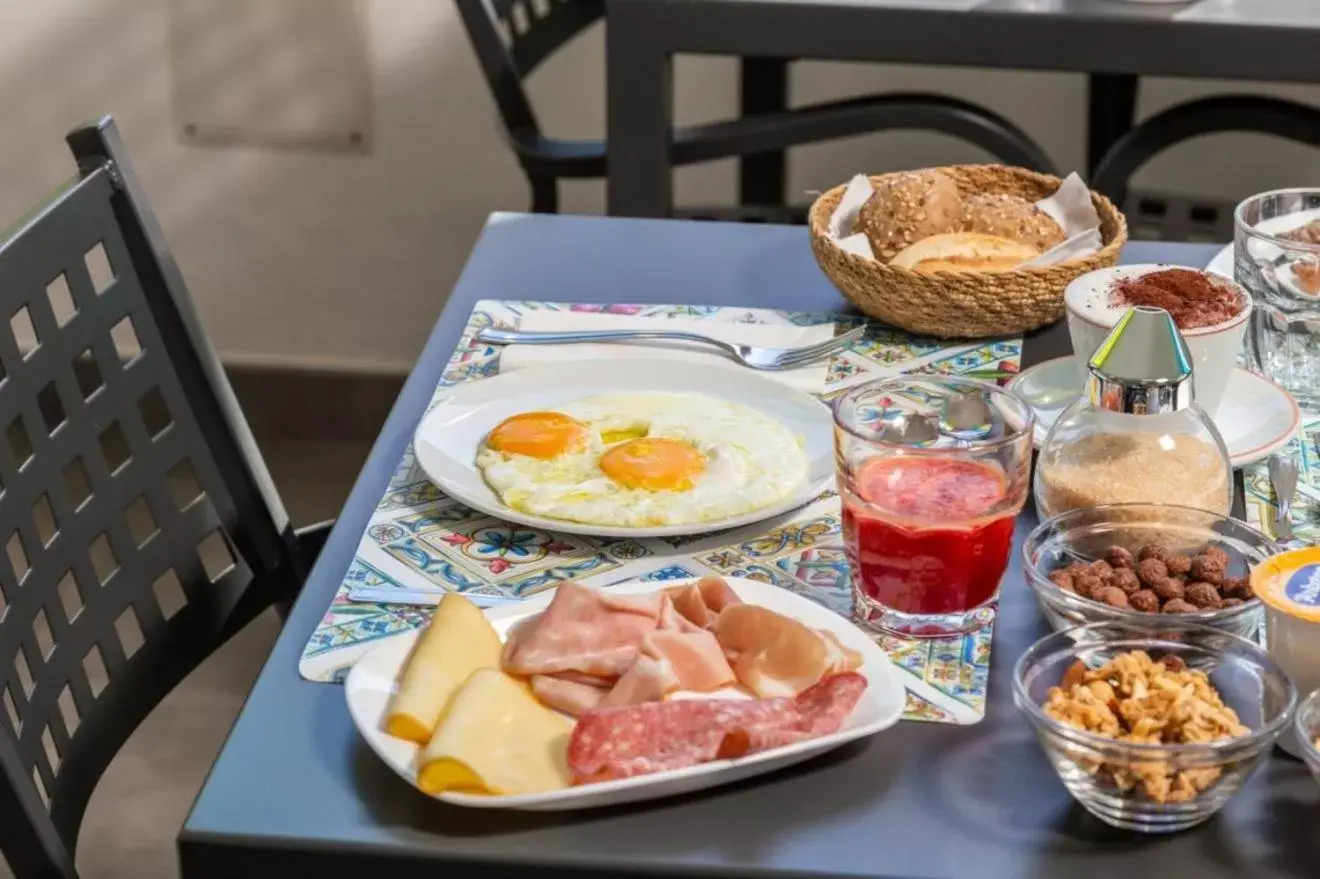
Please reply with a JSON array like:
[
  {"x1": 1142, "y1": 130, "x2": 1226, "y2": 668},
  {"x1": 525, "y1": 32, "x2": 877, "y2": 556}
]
[
  {"x1": 418, "y1": 668, "x2": 573, "y2": 795},
  {"x1": 386, "y1": 593, "x2": 502, "y2": 744}
]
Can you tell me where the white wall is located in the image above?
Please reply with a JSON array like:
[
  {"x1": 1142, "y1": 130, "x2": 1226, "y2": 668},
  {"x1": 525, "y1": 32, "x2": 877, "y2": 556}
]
[{"x1": 1, "y1": 0, "x2": 1318, "y2": 373}]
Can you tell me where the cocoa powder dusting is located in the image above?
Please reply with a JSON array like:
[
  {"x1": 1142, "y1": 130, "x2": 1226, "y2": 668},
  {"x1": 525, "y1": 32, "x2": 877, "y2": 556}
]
[{"x1": 1109, "y1": 269, "x2": 1243, "y2": 330}]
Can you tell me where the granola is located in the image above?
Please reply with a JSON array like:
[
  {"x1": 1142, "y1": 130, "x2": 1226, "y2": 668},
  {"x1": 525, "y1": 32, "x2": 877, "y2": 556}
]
[{"x1": 1043, "y1": 650, "x2": 1249, "y2": 804}]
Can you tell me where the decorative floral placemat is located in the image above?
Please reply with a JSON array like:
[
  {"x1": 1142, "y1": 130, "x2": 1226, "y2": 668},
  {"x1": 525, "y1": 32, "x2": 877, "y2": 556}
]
[{"x1": 299, "y1": 301, "x2": 1023, "y2": 725}]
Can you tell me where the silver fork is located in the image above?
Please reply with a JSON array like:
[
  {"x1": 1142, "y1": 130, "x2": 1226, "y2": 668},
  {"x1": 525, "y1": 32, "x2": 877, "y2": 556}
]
[{"x1": 474, "y1": 325, "x2": 865, "y2": 371}]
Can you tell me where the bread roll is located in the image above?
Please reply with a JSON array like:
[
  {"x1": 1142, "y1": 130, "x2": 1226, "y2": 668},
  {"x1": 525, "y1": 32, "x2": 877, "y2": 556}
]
[
  {"x1": 855, "y1": 170, "x2": 962, "y2": 261},
  {"x1": 889, "y1": 232, "x2": 1039, "y2": 273},
  {"x1": 961, "y1": 193, "x2": 1065, "y2": 252}
]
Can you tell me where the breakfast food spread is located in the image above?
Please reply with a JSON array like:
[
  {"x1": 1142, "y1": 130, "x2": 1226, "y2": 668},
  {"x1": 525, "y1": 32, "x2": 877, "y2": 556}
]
[
  {"x1": 1044, "y1": 650, "x2": 1248, "y2": 804},
  {"x1": 384, "y1": 578, "x2": 868, "y2": 797},
  {"x1": 1045, "y1": 542, "x2": 1254, "y2": 613},
  {"x1": 475, "y1": 393, "x2": 807, "y2": 528},
  {"x1": 1035, "y1": 432, "x2": 1232, "y2": 517}
]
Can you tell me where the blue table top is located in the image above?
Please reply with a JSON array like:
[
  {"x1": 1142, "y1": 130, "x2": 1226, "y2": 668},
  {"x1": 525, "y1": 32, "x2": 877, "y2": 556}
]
[{"x1": 182, "y1": 216, "x2": 1312, "y2": 879}]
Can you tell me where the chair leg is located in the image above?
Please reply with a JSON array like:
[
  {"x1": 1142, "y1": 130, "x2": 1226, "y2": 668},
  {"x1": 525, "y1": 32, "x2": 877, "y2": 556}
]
[
  {"x1": 530, "y1": 178, "x2": 559, "y2": 213},
  {"x1": 1087, "y1": 74, "x2": 1139, "y2": 175},
  {"x1": 739, "y1": 57, "x2": 789, "y2": 208}
]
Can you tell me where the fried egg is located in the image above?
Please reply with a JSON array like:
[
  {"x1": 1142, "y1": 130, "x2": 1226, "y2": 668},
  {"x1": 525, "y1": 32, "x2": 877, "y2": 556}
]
[{"x1": 475, "y1": 393, "x2": 807, "y2": 527}]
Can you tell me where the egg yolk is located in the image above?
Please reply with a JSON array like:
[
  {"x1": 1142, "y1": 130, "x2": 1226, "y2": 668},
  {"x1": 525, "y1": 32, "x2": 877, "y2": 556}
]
[
  {"x1": 486, "y1": 412, "x2": 589, "y2": 459},
  {"x1": 600, "y1": 438, "x2": 706, "y2": 491}
]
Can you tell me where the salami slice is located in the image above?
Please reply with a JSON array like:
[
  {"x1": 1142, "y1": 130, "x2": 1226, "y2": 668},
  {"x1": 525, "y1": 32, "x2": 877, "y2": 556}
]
[{"x1": 567, "y1": 672, "x2": 867, "y2": 784}]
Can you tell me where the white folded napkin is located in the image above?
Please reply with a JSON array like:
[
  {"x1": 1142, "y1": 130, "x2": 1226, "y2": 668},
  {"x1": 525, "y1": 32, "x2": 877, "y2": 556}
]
[{"x1": 499, "y1": 312, "x2": 836, "y2": 393}]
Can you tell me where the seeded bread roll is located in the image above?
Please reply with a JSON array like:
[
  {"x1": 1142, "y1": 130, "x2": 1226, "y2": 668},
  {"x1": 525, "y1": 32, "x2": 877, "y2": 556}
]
[
  {"x1": 855, "y1": 170, "x2": 962, "y2": 261},
  {"x1": 889, "y1": 232, "x2": 1038, "y2": 273},
  {"x1": 961, "y1": 192, "x2": 1065, "y2": 252}
]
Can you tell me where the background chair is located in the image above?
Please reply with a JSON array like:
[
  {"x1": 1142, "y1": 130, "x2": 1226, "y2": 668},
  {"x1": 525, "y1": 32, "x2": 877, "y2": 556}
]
[
  {"x1": 456, "y1": 0, "x2": 1057, "y2": 220},
  {"x1": 0, "y1": 116, "x2": 325, "y2": 879},
  {"x1": 1091, "y1": 95, "x2": 1320, "y2": 242}
]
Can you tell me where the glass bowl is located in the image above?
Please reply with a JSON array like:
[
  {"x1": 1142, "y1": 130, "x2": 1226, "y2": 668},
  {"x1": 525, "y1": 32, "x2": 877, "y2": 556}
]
[
  {"x1": 1294, "y1": 688, "x2": 1320, "y2": 786},
  {"x1": 1022, "y1": 503, "x2": 1275, "y2": 639},
  {"x1": 1014, "y1": 621, "x2": 1296, "y2": 833}
]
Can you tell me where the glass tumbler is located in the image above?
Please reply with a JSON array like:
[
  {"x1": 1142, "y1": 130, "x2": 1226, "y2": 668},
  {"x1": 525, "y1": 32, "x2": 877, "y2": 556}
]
[
  {"x1": 833, "y1": 376, "x2": 1034, "y2": 638},
  {"x1": 1235, "y1": 189, "x2": 1320, "y2": 406}
]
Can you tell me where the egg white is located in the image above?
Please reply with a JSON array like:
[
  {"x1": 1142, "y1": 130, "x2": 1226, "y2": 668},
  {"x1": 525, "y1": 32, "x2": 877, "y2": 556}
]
[{"x1": 475, "y1": 393, "x2": 807, "y2": 527}]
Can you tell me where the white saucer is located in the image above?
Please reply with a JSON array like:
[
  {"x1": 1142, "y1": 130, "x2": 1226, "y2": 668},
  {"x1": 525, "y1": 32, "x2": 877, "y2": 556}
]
[
  {"x1": 412, "y1": 359, "x2": 834, "y2": 539},
  {"x1": 1008, "y1": 356, "x2": 1300, "y2": 469}
]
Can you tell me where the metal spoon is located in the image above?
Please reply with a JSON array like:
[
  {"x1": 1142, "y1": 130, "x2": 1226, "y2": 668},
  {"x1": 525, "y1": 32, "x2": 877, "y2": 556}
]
[
  {"x1": 878, "y1": 412, "x2": 939, "y2": 445},
  {"x1": 940, "y1": 391, "x2": 995, "y2": 441},
  {"x1": 1268, "y1": 454, "x2": 1299, "y2": 542}
]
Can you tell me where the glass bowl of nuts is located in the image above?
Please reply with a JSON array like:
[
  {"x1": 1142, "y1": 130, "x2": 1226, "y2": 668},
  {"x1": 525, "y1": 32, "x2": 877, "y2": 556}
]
[
  {"x1": 1294, "y1": 688, "x2": 1320, "y2": 787},
  {"x1": 1022, "y1": 503, "x2": 1275, "y2": 640},
  {"x1": 1014, "y1": 621, "x2": 1296, "y2": 833}
]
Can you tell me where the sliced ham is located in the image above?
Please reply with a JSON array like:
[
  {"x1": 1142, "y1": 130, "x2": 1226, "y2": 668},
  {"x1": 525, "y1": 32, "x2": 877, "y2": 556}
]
[
  {"x1": 502, "y1": 582, "x2": 662, "y2": 678},
  {"x1": 530, "y1": 675, "x2": 610, "y2": 717},
  {"x1": 567, "y1": 672, "x2": 867, "y2": 784},
  {"x1": 657, "y1": 595, "x2": 705, "y2": 634},
  {"x1": 644, "y1": 629, "x2": 736, "y2": 692},
  {"x1": 819, "y1": 630, "x2": 864, "y2": 675},
  {"x1": 599, "y1": 654, "x2": 680, "y2": 708}
]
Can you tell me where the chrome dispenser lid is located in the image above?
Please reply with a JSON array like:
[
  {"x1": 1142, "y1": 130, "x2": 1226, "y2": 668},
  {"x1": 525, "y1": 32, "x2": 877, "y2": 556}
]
[{"x1": 1086, "y1": 306, "x2": 1194, "y2": 415}]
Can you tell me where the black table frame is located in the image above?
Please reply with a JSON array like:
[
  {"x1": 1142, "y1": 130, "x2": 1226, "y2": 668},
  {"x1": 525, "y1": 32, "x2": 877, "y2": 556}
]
[{"x1": 607, "y1": 0, "x2": 1320, "y2": 218}]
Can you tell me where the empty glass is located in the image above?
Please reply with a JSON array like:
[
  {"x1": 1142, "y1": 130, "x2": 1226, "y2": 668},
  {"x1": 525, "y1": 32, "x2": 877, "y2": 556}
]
[{"x1": 1235, "y1": 189, "x2": 1320, "y2": 407}]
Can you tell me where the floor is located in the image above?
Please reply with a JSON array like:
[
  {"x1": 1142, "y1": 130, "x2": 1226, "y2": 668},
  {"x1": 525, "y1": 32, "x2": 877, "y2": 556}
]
[{"x1": 3, "y1": 437, "x2": 374, "y2": 879}]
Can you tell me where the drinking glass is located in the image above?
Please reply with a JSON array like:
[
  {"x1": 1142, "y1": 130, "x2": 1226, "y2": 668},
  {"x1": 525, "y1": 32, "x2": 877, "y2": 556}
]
[
  {"x1": 1235, "y1": 189, "x2": 1320, "y2": 407},
  {"x1": 833, "y1": 376, "x2": 1034, "y2": 638}
]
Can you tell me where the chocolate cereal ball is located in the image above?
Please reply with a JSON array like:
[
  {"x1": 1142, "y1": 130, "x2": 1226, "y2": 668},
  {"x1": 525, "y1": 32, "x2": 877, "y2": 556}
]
[
  {"x1": 1137, "y1": 558, "x2": 1169, "y2": 587},
  {"x1": 1189, "y1": 555, "x2": 1225, "y2": 585},
  {"x1": 1139, "y1": 544, "x2": 1173, "y2": 564},
  {"x1": 1110, "y1": 568, "x2": 1141, "y2": 595},
  {"x1": 1129, "y1": 589, "x2": 1160, "y2": 613},
  {"x1": 1048, "y1": 570, "x2": 1075, "y2": 592},
  {"x1": 1105, "y1": 546, "x2": 1135, "y2": 570},
  {"x1": 1074, "y1": 575, "x2": 1103, "y2": 600},
  {"x1": 1185, "y1": 582, "x2": 1224, "y2": 609},
  {"x1": 1094, "y1": 586, "x2": 1129, "y2": 608},
  {"x1": 1202, "y1": 545, "x2": 1230, "y2": 568},
  {"x1": 1162, "y1": 598, "x2": 1199, "y2": 614},
  {"x1": 1087, "y1": 560, "x2": 1114, "y2": 579},
  {"x1": 1165, "y1": 555, "x2": 1192, "y2": 577},
  {"x1": 1153, "y1": 578, "x2": 1185, "y2": 603},
  {"x1": 1222, "y1": 598, "x2": 1245, "y2": 608},
  {"x1": 1221, "y1": 577, "x2": 1254, "y2": 601}
]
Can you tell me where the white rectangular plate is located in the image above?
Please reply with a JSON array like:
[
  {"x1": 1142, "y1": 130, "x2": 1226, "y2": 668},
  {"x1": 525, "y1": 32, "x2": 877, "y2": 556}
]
[{"x1": 345, "y1": 577, "x2": 906, "y2": 810}]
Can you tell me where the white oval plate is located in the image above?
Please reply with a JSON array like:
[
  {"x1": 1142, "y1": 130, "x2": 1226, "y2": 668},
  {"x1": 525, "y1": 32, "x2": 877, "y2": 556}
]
[
  {"x1": 1008, "y1": 355, "x2": 1300, "y2": 469},
  {"x1": 412, "y1": 359, "x2": 834, "y2": 538},
  {"x1": 345, "y1": 577, "x2": 906, "y2": 811}
]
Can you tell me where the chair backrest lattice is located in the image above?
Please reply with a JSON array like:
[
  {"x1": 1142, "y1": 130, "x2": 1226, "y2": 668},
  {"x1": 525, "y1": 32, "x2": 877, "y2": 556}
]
[
  {"x1": 0, "y1": 118, "x2": 299, "y2": 879},
  {"x1": 455, "y1": 0, "x2": 604, "y2": 138}
]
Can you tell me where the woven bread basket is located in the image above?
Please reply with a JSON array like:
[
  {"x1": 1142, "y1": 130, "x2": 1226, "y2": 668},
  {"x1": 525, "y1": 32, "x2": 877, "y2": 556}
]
[{"x1": 808, "y1": 165, "x2": 1128, "y2": 338}]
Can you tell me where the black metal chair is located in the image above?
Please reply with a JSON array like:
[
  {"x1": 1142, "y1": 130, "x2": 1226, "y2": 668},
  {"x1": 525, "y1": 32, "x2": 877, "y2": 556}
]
[
  {"x1": 456, "y1": 0, "x2": 1057, "y2": 219},
  {"x1": 1091, "y1": 95, "x2": 1320, "y2": 242},
  {"x1": 0, "y1": 116, "x2": 326, "y2": 879}
]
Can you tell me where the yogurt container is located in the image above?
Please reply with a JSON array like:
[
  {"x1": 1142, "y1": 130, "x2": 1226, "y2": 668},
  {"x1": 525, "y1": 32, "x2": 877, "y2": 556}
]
[{"x1": 1251, "y1": 547, "x2": 1320, "y2": 758}]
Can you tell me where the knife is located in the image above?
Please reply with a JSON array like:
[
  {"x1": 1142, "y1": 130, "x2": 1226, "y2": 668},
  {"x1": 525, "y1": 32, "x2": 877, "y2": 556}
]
[
  {"x1": 346, "y1": 586, "x2": 522, "y2": 608},
  {"x1": 1268, "y1": 454, "x2": 1299, "y2": 542}
]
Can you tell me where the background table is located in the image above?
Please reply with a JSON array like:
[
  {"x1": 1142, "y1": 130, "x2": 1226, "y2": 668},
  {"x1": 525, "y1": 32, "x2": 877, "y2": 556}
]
[
  {"x1": 179, "y1": 214, "x2": 1318, "y2": 879},
  {"x1": 606, "y1": 0, "x2": 1320, "y2": 217}
]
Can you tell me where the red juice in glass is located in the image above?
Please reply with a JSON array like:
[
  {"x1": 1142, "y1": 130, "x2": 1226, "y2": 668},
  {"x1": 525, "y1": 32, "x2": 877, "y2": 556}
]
[
  {"x1": 833, "y1": 377, "x2": 1033, "y2": 638},
  {"x1": 841, "y1": 457, "x2": 1016, "y2": 616}
]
